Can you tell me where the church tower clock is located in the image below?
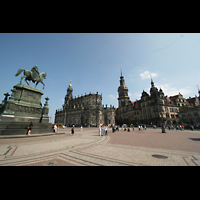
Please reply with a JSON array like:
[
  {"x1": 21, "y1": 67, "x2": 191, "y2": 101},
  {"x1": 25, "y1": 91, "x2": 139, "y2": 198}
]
[{"x1": 118, "y1": 67, "x2": 130, "y2": 108}]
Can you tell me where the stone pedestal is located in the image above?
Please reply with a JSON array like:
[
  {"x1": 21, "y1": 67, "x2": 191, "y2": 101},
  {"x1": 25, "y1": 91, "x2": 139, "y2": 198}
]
[{"x1": 0, "y1": 84, "x2": 52, "y2": 135}]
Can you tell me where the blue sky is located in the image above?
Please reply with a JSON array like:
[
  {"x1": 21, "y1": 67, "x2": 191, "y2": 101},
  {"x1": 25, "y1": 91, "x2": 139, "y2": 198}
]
[{"x1": 1, "y1": 33, "x2": 200, "y2": 123}]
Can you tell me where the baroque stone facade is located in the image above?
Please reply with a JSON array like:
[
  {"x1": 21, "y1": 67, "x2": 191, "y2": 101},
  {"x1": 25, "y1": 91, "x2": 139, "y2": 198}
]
[
  {"x1": 178, "y1": 89, "x2": 200, "y2": 126},
  {"x1": 115, "y1": 71, "x2": 200, "y2": 127},
  {"x1": 55, "y1": 81, "x2": 115, "y2": 127}
]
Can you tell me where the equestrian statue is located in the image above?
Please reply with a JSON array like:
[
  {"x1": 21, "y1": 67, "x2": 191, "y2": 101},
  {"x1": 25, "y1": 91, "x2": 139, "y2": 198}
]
[{"x1": 15, "y1": 65, "x2": 47, "y2": 89}]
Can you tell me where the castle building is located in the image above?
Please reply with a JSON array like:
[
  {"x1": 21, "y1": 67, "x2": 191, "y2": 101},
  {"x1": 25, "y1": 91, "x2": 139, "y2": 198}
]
[
  {"x1": 55, "y1": 81, "x2": 115, "y2": 127},
  {"x1": 178, "y1": 91, "x2": 200, "y2": 126},
  {"x1": 115, "y1": 70, "x2": 200, "y2": 127}
]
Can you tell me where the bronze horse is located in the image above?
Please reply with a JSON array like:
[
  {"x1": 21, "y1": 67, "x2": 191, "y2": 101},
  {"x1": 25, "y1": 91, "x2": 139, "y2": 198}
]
[{"x1": 15, "y1": 65, "x2": 47, "y2": 89}]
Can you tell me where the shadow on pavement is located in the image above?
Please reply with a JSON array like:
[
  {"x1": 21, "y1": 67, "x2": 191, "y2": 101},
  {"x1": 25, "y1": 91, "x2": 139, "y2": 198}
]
[{"x1": 189, "y1": 138, "x2": 200, "y2": 141}]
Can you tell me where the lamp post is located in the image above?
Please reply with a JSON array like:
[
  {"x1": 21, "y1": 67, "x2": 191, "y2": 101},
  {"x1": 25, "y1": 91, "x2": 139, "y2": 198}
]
[
  {"x1": 64, "y1": 107, "x2": 66, "y2": 126},
  {"x1": 160, "y1": 112, "x2": 166, "y2": 133}
]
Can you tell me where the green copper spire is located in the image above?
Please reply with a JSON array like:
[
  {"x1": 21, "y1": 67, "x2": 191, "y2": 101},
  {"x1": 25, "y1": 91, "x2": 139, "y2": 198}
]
[{"x1": 69, "y1": 80, "x2": 72, "y2": 88}]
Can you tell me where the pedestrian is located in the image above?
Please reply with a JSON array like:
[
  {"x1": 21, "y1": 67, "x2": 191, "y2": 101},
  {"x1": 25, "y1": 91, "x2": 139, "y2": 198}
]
[
  {"x1": 102, "y1": 126, "x2": 106, "y2": 136},
  {"x1": 116, "y1": 126, "x2": 119, "y2": 131},
  {"x1": 71, "y1": 125, "x2": 75, "y2": 135},
  {"x1": 112, "y1": 126, "x2": 115, "y2": 133},
  {"x1": 54, "y1": 124, "x2": 57, "y2": 133},
  {"x1": 99, "y1": 126, "x2": 102, "y2": 136},
  {"x1": 27, "y1": 122, "x2": 33, "y2": 135},
  {"x1": 81, "y1": 126, "x2": 83, "y2": 131},
  {"x1": 138, "y1": 125, "x2": 141, "y2": 131},
  {"x1": 181, "y1": 125, "x2": 184, "y2": 131},
  {"x1": 105, "y1": 126, "x2": 108, "y2": 135}
]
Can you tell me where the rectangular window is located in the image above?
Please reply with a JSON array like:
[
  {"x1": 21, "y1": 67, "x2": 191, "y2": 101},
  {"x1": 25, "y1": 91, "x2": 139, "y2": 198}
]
[{"x1": 194, "y1": 112, "x2": 198, "y2": 116}]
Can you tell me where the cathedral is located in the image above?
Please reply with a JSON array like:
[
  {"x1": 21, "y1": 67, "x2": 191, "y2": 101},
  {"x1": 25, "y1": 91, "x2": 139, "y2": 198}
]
[
  {"x1": 115, "y1": 69, "x2": 200, "y2": 127},
  {"x1": 55, "y1": 81, "x2": 115, "y2": 127}
]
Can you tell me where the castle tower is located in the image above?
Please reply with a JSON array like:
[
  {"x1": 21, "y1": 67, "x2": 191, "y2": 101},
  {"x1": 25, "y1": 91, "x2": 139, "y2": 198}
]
[
  {"x1": 118, "y1": 66, "x2": 129, "y2": 108},
  {"x1": 150, "y1": 77, "x2": 158, "y2": 98}
]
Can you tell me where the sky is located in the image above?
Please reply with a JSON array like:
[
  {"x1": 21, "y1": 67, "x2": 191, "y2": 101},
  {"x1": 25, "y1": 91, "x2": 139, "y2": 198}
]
[{"x1": 1, "y1": 33, "x2": 200, "y2": 123}]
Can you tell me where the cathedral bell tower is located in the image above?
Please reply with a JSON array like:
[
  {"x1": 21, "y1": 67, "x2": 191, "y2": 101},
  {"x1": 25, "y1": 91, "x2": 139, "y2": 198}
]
[
  {"x1": 64, "y1": 80, "x2": 73, "y2": 109},
  {"x1": 118, "y1": 67, "x2": 129, "y2": 108}
]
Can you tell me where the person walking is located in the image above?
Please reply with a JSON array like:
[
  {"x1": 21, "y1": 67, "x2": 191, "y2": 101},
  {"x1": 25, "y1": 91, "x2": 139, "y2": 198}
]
[
  {"x1": 54, "y1": 124, "x2": 57, "y2": 133},
  {"x1": 99, "y1": 126, "x2": 102, "y2": 136},
  {"x1": 71, "y1": 125, "x2": 75, "y2": 136},
  {"x1": 105, "y1": 126, "x2": 108, "y2": 135},
  {"x1": 27, "y1": 122, "x2": 33, "y2": 135},
  {"x1": 112, "y1": 125, "x2": 115, "y2": 133},
  {"x1": 81, "y1": 126, "x2": 83, "y2": 132},
  {"x1": 102, "y1": 126, "x2": 106, "y2": 136}
]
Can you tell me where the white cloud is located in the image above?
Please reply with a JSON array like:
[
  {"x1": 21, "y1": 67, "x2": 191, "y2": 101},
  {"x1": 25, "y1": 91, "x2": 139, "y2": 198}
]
[
  {"x1": 140, "y1": 71, "x2": 158, "y2": 80},
  {"x1": 179, "y1": 88, "x2": 192, "y2": 96},
  {"x1": 134, "y1": 92, "x2": 142, "y2": 100},
  {"x1": 129, "y1": 92, "x2": 141, "y2": 101},
  {"x1": 109, "y1": 94, "x2": 117, "y2": 100},
  {"x1": 156, "y1": 83, "x2": 192, "y2": 97}
]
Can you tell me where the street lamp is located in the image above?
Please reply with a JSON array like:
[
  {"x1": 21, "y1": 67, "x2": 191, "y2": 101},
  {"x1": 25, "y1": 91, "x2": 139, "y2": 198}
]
[{"x1": 160, "y1": 112, "x2": 166, "y2": 133}]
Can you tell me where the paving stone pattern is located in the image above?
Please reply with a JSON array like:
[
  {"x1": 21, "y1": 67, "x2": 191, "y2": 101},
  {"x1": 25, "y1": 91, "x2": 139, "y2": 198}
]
[{"x1": 0, "y1": 128, "x2": 200, "y2": 166}]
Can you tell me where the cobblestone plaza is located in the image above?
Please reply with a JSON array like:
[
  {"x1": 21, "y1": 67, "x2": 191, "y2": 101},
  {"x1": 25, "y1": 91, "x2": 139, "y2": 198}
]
[{"x1": 0, "y1": 128, "x2": 200, "y2": 166}]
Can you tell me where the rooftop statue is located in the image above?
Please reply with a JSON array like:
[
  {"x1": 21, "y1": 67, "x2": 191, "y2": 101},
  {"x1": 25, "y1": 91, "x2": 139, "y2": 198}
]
[{"x1": 15, "y1": 65, "x2": 47, "y2": 89}]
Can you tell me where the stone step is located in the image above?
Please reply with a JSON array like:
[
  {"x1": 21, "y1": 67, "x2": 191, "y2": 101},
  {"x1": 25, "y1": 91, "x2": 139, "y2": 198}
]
[
  {"x1": 0, "y1": 132, "x2": 65, "y2": 139},
  {"x1": 0, "y1": 121, "x2": 53, "y2": 135}
]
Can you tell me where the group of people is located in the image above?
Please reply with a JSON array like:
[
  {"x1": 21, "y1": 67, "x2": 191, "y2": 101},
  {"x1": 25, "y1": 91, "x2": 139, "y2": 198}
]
[
  {"x1": 168, "y1": 125, "x2": 185, "y2": 131},
  {"x1": 26, "y1": 122, "x2": 199, "y2": 137},
  {"x1": 137, "y1": 125, "x2": 147, "y2": 131},
  {"x1": 99, "y1": 126, "x2": 108, "y2": 136},
  {"x1": 53, "y1": 124, "x2": 77, "y2": 135},
  {"x1": 121, "y1": 125, "x2": 147, "y2": 132}
]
